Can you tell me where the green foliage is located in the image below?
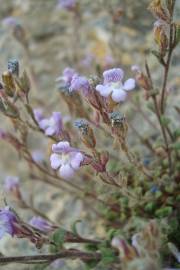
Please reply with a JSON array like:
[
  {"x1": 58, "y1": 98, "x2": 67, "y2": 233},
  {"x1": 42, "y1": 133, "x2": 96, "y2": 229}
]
[{"x1": 50, "y1": 228, "x2": 66, "y2": 252}]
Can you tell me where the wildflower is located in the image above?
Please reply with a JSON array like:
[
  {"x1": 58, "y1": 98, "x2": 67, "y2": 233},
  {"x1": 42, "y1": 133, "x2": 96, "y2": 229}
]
[
  {"x1": 0, "y1": 207, "x2": 20, "y2": 238},
  {"x1": 96, "y1": 68, "x2": 135, "y2": 102},
  {"x1": 0, "y1": 207, "x2": 47, "y2": 248},
  {"x1": 50, "y1": 141, "x2": 84, "y2": 179},
  {"x1": 29, "y1": 216, "x2": 55, "y2": 233},
  {"x1": 33, "y1": 108, "x2": 44, "y2": 123},
  {"x1": 70, "y1": 74, "x2": 90, "y2": 95},
  {"x1": 80, "y1": 54, "x2": 94, "y2": 68},
  {"x1": 2, "y1": 16, "x2": 20, "y2": 27},
  {"x1": 56, "y1": 68, "x2": 78, "y2": 95},
  {"x1": 31, "y1": 150, "x2": 44, "y2": 164},
  {"x1": 38, "y1": 112, "x2": 63, "y2": 137},
  {"x1": 57, "y1": 0, "x2": 77, "y2": 11},
  {"x1": 56, "y1": 67, "x2": 77, "y2": 88},
  {"x1": 4, "y1": 176, "x2": 20, "y2": 195}
]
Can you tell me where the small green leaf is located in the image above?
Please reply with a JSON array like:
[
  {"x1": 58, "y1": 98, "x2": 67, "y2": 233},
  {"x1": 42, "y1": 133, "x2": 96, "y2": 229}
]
[
  {"x1": 160, "y1": 115, "x2": 171, "y2": 126},
  {"x1": 50, "y1": 228, "x2": 66, "y2": 250},
  {"x1": 155, "y1": 206, "x2": 173, "y2": 218},
  {"x1": 71, "y1": 219, "x2": 82, "y2": 236}
]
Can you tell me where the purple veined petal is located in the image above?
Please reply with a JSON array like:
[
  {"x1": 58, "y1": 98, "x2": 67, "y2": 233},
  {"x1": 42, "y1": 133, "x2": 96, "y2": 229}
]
[
  {"x1": 59, "y1": 164, "x2": 74, "y2": 179},
  {"x1": 103, "y1": 68, "x2": 124, "y2": 83},
  {"x1": 52, "y1": 141, "x2": 70, "y2": 153},
  {"x1": 111, "y1": 88, "x2": 127, "y2": 102},
  {"x1": 70, "y1": 152, "x2": 84, "y2": 170},
  {"x1": 69, "y1": 75, "x2": 90, "y2": 94},
  {"x1": 50, "y1": 153, "x2": 62, "y2": 169},
  {"x1": 123, "y1": 78, "x2": 136, "y2": 91},
  {"x1": 96, "y1": 84, "x2": 112, "y2": 97}
]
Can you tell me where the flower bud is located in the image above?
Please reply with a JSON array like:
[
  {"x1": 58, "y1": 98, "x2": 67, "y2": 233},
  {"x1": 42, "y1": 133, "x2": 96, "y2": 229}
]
[
  {"x1": 2, "y1": 71, "x2": 16, "y2": 97},
  {"x1": 154, "y1": 20, "x2": 168, "y2": 56},
  {"x1": 148, "y1": 0, "x2": 170, "y2": 22},
  {"x1": 8, "y1": 59, "x2": 19, "y2": 76},
  {"x1": 75, "y1": 119, "x2": 96, "y2": 149}
]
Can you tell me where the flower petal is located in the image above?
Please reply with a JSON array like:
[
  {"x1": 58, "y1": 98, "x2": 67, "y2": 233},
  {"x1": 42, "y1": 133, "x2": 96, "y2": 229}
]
[
  {"x1": 45, "y1": 126, "x2": 56, "y2": 136},
  {"x1": 52, "y1": 141, "x2": 70, "y2": 153},
  {"x1": 111, "y1": 88, "x2": 127, "y2": 102},
  {"x1": 123, "y1": 78, "x2": 135, "y2": 91},
  {"x1": 103, "y1": 68, "x2": 124, "y2": 83},
  {"x1": 59, "y1": 164, "x2": 74, "y2": 179},
  {"x1": 70, "y1": 152, "x2": 84, "y2": 170},
  {"x1": 50, "y1": 154, "x2": 62, "y2": 169},
  {"x1": 96, "y1": 84, "x2": 112, "y2": 97}
]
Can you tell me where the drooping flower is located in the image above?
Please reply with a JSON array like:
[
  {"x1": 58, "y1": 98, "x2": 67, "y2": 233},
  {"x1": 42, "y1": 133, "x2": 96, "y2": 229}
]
[
  {"x1": 29, "y1": 216, "x2": 55, "y2": 233},
  {"x1": 37, "y1": 112, "x2": 63, "y2": 137},
  {"x1": 96, "y1": 68, "x2": 135, "y2": 102},
  {"x1": 0, "y1": 207, "x2": 20, "y2": 238},
  {"x1": 50, "y1": 141, "x2": 84, "y2": 179},
  {"x1": 69, "y1": 74, "x2": 90, "y2": 95},
  {"x1": 57, "y1": 0, "x2": 77, "y2": 11}
]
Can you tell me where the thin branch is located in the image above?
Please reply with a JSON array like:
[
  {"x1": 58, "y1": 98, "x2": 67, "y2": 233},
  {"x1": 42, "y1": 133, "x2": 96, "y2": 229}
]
[{"x1": 0, "y1": 250, "x2": 101, "y2": 265}]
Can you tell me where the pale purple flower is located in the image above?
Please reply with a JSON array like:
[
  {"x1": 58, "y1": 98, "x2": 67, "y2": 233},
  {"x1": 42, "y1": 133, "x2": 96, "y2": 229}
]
[
  {"x1": 131, "y1": 65, "x2": 141, "y2": 73},
  {"x1": 69, "y1": 74, "x2": 90, "y2": 95},
  {"x1": 50, "y1": 141, "x2": 84, "y2": 179},
  {"x1": 31, "y1": 150, "x2": 44, "y2": 164},
  {"x1": 29, "y1": 216, "x2": 55, "y2": 233},
  {"x1": 2, "y1": 16, "x2": 20, "y2": 27},
  {"x1": 33, "y1": 108, "x2": 44, "y2": 123},
  {"x1": 56, "y1": 67, "x2": 77, "y2": 86},
  {"x1": 38, "y1": 112, "x2": 63, "y2": 137},
  {"x1": 56, "y1": 68, "x2": 77, "y2": 93},
  {"x1": 0, "y1": 207, "x2": 19, "y2": 238},
  {"x1": 4, "y1": 176, "x2": 19, "y2": 192},
  {"x1": 57, "y1": 0, "x2": 77, "y2": 11},
  {"x1": 80, "y1": 54, "x2": 94, "y2": 68},
  {"x1": 96, "y1": 68, "x2": 135, "y2": 102}
]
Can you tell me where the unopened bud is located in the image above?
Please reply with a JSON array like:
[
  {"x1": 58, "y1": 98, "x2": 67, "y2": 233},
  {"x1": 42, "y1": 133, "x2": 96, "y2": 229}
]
[
  {"x1": 154, "y1": 20, "x2": 168, "y2": 56},
  {"x1": 148, "y1": 0, "x2": 170, "y2": 22},
  {"x1": 2, "y1": 71, "x2": 16, "y2": 97},
  {"x1": 75, "y1": 119, "x2": 96, "y2": 149},
  {"x1": 8, "y1": 59, "x2": 19, "y2": 76}
]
